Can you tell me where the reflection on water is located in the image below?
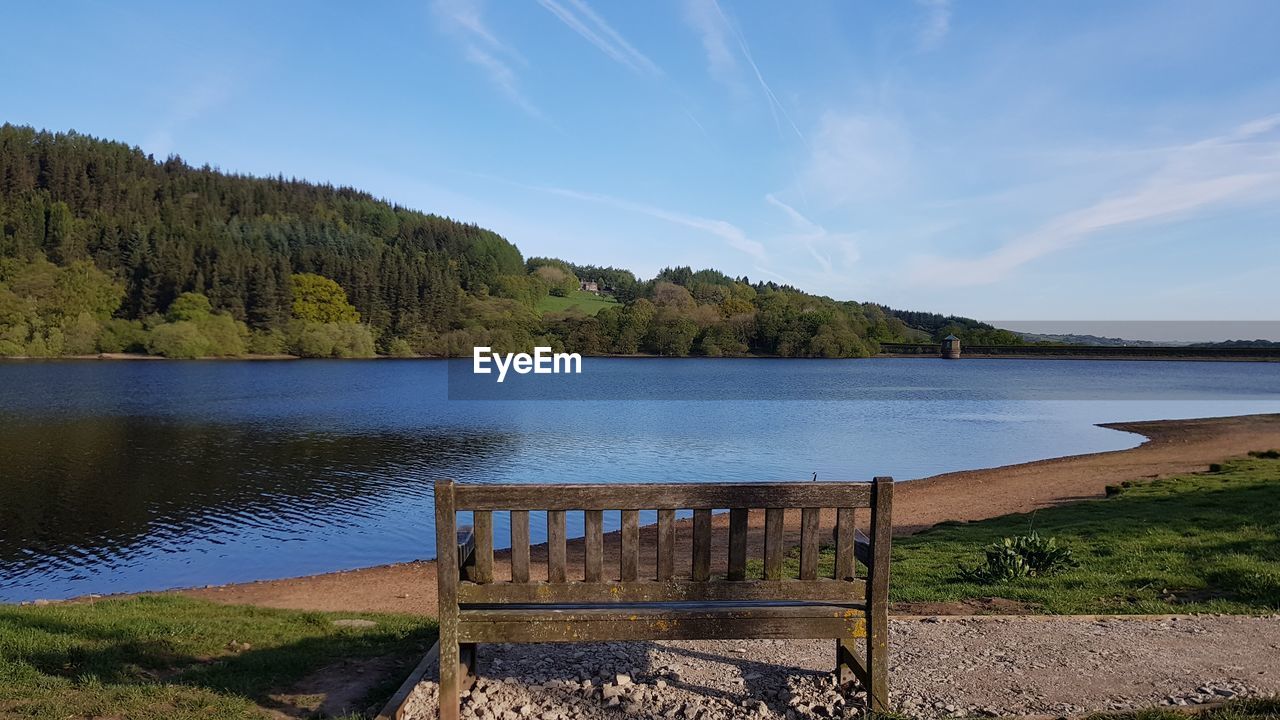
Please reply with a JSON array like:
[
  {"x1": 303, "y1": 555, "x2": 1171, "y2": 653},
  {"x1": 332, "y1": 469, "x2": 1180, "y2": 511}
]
[
  {"x1": 0, "y1": 419, "x2": 515, "y2": 595},
  {"x1": 1, "y1": 358, "x2": 1278, "y2": 601}
]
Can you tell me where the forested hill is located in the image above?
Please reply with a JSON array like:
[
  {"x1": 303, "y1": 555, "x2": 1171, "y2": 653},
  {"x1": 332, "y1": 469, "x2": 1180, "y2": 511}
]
[{"x1": 0, "y1": 125, "x2": 1000, "y2": 358}]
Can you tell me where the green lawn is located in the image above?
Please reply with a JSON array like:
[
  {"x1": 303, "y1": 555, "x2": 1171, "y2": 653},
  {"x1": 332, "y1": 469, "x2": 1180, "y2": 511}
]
[
  {"x1": 1082, "y1": 697, "x2": 1280, "y2": 720},
  {"x1": 535, "y1": 290, "x2": 618, "y2": 316},
  {"x1": 0, "y1": 595, "x2": 436, "y2": 719},
  {"x1": 866, "y1": 455, "x2": 1280, "y2": 614}
]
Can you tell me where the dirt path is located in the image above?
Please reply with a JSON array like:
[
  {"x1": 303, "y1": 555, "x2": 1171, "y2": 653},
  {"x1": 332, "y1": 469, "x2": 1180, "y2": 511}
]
[
  {"x1": 395, "y1": 614, "x2": 1280, "y2": 720},
  {"x1": 178, "y1": 413, "x2": 1280, "y2": 616}
]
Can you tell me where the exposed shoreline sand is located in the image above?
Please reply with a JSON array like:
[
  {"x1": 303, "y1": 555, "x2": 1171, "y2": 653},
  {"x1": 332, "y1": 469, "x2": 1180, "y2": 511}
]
[{"x1": 177, "y1": 413, "x2": 1280, "y2": 615}]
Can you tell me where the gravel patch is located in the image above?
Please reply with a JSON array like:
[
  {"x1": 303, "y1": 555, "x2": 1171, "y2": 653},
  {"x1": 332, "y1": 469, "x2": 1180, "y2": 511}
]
[{"x1": 398, "y1": 615, "x2": 1280, "y2": 719}]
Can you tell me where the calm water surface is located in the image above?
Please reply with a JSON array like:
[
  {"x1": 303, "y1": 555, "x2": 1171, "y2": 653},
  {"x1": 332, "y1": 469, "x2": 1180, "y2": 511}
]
[{"x1": 2, "y1": 358, "x2": 1278, "y2": 602}]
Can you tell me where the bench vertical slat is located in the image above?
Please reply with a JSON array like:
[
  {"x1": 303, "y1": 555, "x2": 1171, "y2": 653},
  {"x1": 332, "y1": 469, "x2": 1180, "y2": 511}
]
[
  {"x1": 547, "y1": 510, "x2": 567, "y2": 583},
  {"x1": 584, "y1": 509, "x2": 604, "y2": 582},
  {"x1": 434, "y1": 480, "x2": 460, "y2": 720},
  {"x1": 867, "y1": 476, "x2": 894, "y2": 711},
  {"x1": 763, "y1": 508, "x2": 785, "y2": 580},
  {"x1": 692, "y1": 509, "x2": 712, "y2": 582},
  {"x1": 620, "y1": 510, "x2": 640, "y2": 581},
  {"x1": 799, "y1": 507, "x2": 820, "y2": 580},
  {"x1": 472, "y1": 510, "x2": 494, "y2": 583},
  {"x1": 510, "y1": 510, "x2": 530, "y2": 583},
  {"x1": 834, "y1": 507, "x2": 855, "y2": 581},
  {"x1": 656, "y1": 509, "x2": 675, "y2": 581},
  {"x1": 727, "y1": 508, "x2": 748, "y2": 581}
]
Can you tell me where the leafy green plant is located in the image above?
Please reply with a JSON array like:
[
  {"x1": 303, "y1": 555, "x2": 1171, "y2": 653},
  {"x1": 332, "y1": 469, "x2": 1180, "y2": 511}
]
[{"x1": 959, "y1": 532, "x2": 1078, "y2": 583}]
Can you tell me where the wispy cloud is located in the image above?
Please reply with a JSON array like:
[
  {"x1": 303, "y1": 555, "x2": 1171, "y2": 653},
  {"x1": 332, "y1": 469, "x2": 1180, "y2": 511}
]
[
  {"x1": 145, "y1": 75, "x2": 233, "y2": 157},
  {"x1": 909, "y1": 114, "x2": 1280, "y2": 287},
  {"x1": 916, "y1": 0, "x2": 951, "y2": 50},
  {"x1": 536, "y1": 0, "x2": 659, "y2": 75},
  {"x1": 682, "y1": 0, "x2": 737, "y2": 86},
  {"x1": 800, "y1": 111, "x2": 911, "y2": 207},
  {"x1": 540, "y1": 186, "x2": 767, "y2": 259},
  {"x1": 683, "y1": 0, "x2": 803, "y2": 142},
  {"x1": 433, "y1": 0, "x2": 543, "y2": 117},
  {"x1": 766, "y1": 194, "x2": 860, "y2": 274}
]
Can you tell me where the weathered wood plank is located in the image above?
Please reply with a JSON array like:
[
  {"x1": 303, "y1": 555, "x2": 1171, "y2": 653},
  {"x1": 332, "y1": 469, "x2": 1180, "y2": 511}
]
[
  {"x1": 656, "y1": 509, "x2": 675, "y2": 581},
  {"x1": 509, "y1": 510, "x2": 530, "y2": 583},
  {"x1": 854, "y1": 527, "x2": 872, "y2": 567},
  {"x1": 458, "y1": 615, "x2": 867, "y2": 643},
  {"x1": 692, "y1": 509, "x2": 712, "y2": 582},
  {"x1": 433, "y1": 479, "x2": 460, "y2": 720},
  {"x1": 583, "y1": 509, "x2": 603, "y2": 582},
  {"x1": 471, "y1": 510, "x2": 493, "y2": 584},
  {"x1": 763, "y1": 508, "x2": 785, "y2": 580},
  {"x1": 456, "y1": 527, "x2": 475, "y2": 571},
  {"x1": 838, "y1": 638, "x2": 870, "y2": 689},
  {"x1": 867, "y1": 476, "x2": 894, "y2": 711},
  {"x1": 547, "y1": 510, "x2": 566, "y2": 583},
  {"x1": 453, "y1": 482, "x2": 871, "y2": 511},
  {"x1": 834, "y1": 507, "x2": 855, "y2": 581},
  {"x1": 800, "y1": 508, "x2": 820, "y2": 580},
  {"x1": 457, "y1": 579, "x2": 867, "y2": 604},
  {"x1": 727, "y1": 508, "x2": 748, "y2": 581},
  {"x1": 620, "y1": 510, "x2": 639, "y2": 582},
  {"x1": 461, "y1": 602, "x2": 866, "y2": 622}
]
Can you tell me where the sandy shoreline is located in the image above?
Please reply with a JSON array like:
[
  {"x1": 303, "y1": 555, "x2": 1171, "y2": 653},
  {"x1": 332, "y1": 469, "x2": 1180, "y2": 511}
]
[{"x1": 176, "y1": 413, "x2": 1280, "y2": 615}]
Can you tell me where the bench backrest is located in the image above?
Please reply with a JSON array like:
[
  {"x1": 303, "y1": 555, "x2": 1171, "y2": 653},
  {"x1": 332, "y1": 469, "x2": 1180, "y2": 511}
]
[{"x1": 435, "y1": 478, "x2": 892, "y2": 607}]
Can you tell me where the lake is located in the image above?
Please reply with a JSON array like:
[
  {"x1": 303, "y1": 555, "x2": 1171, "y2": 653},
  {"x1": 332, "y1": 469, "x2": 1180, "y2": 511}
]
[{"x1": 2, "y1": 357, "x2": 1279, "y2": 603}]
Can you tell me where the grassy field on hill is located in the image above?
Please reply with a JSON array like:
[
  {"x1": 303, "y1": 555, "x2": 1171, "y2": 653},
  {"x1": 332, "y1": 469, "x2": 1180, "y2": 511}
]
[
  {"x1": 0, "y1": 595, "x2": 436, "y2": 719},
  {"x1": 535, "y1": 290, "x2": 619, "y2": 316},
  {"x1": 863, "y1": 455, "x2": 1280, "y2": 614}
]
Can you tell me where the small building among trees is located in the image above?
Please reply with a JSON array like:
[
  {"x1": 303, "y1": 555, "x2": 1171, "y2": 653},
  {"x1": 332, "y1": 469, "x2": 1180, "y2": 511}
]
[{"x1": 579, "y1": 280, "x2": 600, "y2": 294}]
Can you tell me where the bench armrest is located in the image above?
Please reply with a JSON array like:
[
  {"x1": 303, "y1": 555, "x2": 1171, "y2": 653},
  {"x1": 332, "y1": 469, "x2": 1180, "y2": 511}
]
[
  {"x1": 853, "y1": 528, "x2": 872, "y2": 567},
  {"x1": 456, "y1": 526, "x2": 475, "y2": 573}
]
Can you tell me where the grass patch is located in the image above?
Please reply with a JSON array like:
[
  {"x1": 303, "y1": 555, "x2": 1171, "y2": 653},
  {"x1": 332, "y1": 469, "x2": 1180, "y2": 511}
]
[
  {"x1": 535, "y1": 290, "x2": 618, "y2": 316},
  {"x1": 784, "y1": 457, "x2": 1280, "y2": 615},
  {"x1": 1082, "y1": 696, "x2": 1280, "y2": 720},
  {"x1": 0, "y1": 594, "x2": 436, "y2": 719}
]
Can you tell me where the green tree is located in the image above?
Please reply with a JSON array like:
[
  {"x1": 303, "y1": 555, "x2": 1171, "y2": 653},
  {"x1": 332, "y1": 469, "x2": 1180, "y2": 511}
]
[
  {"x1": 289, "y1": 273, "x2": 360, "y2": 324},
  {"x1": 147, "y1": 321, "x2": 210, "y2": 359},
  {"x1": 166, "y1": 292, "x2": 213, "y2": 322}
]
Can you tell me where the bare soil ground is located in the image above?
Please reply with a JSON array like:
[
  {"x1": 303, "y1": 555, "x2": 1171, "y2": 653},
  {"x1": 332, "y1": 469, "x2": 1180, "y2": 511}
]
[
  {"x1": 396, "y1": 615, "x2": 1280, "y2": 720},
  {"x1": 178, "y1": 413, "x2": 1280, "y2": 617}
]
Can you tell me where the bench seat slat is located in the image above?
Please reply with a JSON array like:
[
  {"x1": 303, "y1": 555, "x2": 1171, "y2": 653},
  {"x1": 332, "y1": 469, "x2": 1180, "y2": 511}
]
[
  {"x1": 457, "y1": 612, "x2": 866, "y2": 643},
  {"x1": 460, "y1": 601, "x2": 864, "y2": 622},
  {"x1": 453, "y1": 482, "x2": 871, "y2": 510},
  {"x1": 457, "y1": 579, "x2": 866, "y2": 604}
]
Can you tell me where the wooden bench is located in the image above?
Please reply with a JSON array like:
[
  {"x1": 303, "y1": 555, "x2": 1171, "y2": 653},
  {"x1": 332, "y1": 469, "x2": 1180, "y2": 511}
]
[{"x1": 434, "y1": 478, "x2": 893, "y2": 719}]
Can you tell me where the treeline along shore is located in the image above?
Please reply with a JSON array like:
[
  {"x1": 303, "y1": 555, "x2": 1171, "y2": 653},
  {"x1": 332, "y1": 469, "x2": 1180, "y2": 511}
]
[{"x1": 2, "y1": 125, "x2": 1035, "y2": 360}]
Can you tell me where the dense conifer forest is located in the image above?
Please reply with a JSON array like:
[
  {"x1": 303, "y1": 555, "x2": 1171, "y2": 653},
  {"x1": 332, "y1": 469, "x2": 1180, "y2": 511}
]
[{"x1": 0, "y1": 125, "x2": 1013, "y2": 358}]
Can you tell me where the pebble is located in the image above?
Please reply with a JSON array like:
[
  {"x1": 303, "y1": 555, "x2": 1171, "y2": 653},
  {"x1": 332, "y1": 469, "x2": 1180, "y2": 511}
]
[{"x1": 396, "y1": 616, "x2": 1279, "y2": 720}]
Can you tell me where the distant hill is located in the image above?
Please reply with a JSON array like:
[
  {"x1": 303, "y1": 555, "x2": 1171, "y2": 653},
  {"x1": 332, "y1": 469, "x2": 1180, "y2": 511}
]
[
  {"x1": 874, "y1": 305, "x2": 1025, "y2": 345},
  {"x1": 1190, "y1": 339, "x2": 1280, "y2": 348},
  {"x1": 1015, "y1": 332, "x2": 1164, "y2": 347}
]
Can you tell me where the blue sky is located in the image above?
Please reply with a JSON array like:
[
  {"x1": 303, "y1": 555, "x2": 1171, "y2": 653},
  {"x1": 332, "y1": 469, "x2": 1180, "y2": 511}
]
[{"x1": 3, "y1": 0, "x2": 1279, "y2": 326}]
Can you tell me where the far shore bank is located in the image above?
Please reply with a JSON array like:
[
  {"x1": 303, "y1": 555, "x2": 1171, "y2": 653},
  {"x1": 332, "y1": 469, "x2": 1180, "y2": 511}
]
[
  {"x1": 169, "y1": 413, "x2": 1280, "y2": 616},
  {"x1": 5, "y1": 351, "x2": 1280, "y2": 362}
]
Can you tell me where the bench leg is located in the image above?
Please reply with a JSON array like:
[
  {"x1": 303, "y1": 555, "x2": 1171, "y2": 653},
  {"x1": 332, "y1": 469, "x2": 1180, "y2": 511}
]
[
  {"x1": 439, "y1": 635, "x2": 460, "y2": 720},
  {"x1": 461, "y1": 642, "x2": 478, "y2": 684},
  {"x1": 866, "y1": 613, "x2": 890, "y2": 712},
  {"x1": 440, "y1": 641, "x2": 478, "y2": 720},
  {"x1": 836, "y1": 638, "x2": 869, "y2": 689}
]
